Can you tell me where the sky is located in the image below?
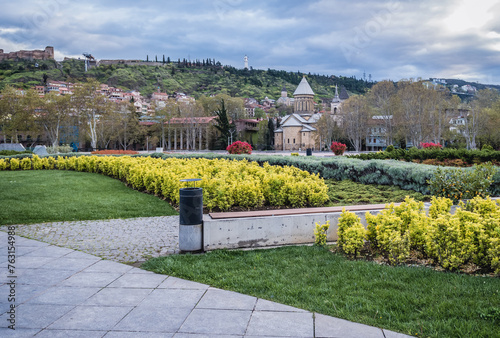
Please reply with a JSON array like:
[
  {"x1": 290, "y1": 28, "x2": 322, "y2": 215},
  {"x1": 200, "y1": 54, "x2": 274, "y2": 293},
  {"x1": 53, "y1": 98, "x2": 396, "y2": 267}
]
[{"x1": 1, "y1": 0, "x2": 500, "y2": 85}]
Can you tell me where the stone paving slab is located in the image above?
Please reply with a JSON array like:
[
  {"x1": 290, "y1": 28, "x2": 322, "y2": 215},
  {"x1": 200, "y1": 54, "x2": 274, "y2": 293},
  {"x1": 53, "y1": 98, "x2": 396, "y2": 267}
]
[
  {"x1": 196, "y1": 288, "x2": 257, "y2": 310},
  {"x1": 314, "y1": 313, "x2": 386, "y2": 338},
  {"x1": 178, "y1": 309, "x2": 253, "y2": 336},
  {"x1": 246, "y1": 311, "x2": 314, "y2": 337}
]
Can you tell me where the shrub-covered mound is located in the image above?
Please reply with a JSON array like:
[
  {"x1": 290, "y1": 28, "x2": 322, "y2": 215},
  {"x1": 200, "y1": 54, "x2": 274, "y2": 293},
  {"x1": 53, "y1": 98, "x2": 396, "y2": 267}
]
[{"x1": 0, "y1": 155, "x2": 328, "y2": 211}]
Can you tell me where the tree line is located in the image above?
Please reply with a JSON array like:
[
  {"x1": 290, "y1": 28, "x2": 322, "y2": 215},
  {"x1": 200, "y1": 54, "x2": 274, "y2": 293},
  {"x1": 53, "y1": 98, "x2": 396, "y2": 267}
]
[
  {"x1": 0, "y1": 80, "x2": 251, "y2": 151},
  {"x1": 315, "y1": 79, "x2": 500, "y2": 151}
]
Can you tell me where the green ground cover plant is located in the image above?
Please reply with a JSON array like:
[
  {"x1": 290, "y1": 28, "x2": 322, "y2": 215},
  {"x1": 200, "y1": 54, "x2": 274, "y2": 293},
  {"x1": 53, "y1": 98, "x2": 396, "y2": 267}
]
[
  {"x1": 325, "y1": 179, "x2": 427, "y2": 205},
  {"x1": 143, "y1": 245, "x2": 500, "y2": 338},
  {"x1": 0, "y1": 170, "x2": 177, "y2": 225}
]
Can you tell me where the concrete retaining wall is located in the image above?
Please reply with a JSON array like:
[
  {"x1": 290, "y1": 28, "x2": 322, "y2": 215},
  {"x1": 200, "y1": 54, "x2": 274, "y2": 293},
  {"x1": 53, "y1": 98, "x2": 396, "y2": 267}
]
[{"x1": 202, "y1": 210, "x2": 377, "y2": 251}]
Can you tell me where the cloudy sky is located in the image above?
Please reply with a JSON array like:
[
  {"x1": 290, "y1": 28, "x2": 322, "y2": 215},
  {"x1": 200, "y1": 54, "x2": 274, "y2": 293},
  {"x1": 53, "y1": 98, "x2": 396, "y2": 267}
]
[{"x1": 1, "y1": 0, "x2": 499, "y2": 84}]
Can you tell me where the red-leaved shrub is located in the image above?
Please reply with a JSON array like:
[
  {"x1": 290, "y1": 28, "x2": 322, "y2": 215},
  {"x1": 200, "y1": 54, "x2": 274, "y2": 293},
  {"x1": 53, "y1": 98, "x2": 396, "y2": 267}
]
[
  {"x1": 420, "y1": 142, "x2": 442, "y2": 149},
  {"x1": 227, "y1": 141, "x2": 252, "y2": 155},
  {"x1": 330, "y1": 141, "x2": 347, "y2": 155}
]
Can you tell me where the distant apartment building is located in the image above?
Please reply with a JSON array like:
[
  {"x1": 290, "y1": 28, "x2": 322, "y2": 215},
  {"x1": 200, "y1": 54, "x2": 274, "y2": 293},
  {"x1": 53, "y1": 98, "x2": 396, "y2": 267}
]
[
  {"x1": 366, "y1": 116, "x2": 391, "y2": 151},
  {"x1": 152, "y1": 92, "x2": 169, "y2": 101}
]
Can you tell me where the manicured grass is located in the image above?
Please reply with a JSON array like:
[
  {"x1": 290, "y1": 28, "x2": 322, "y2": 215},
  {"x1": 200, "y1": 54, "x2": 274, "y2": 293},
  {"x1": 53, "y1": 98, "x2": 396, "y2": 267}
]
[
  {"x1": 0, "y1": 170, "x2": 177, "y2": 225},
  {"x1": 325, "y1": 179, "x2": 428, "y2": 206},
  {"x1": 143, "y1": 246, "x2": 500, "y2": 338}
]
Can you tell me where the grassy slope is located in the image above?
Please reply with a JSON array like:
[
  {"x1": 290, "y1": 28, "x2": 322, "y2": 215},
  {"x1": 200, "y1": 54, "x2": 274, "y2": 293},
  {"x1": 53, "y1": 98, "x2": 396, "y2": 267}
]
[
  {"x1": 0, "y1": 170, "x2": 177, "y2": 225},
  {"x1": 143, "y1": 246, "x2": 500, "y2": 338}
]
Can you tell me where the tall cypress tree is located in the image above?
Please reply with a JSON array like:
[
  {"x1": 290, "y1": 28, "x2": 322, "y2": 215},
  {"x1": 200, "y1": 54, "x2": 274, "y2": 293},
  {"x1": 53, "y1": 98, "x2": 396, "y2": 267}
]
[
  {"x1": 267, "y1": 118, "x2": 275, "y2": 149},
  {"x1": 214, "y1": 99, "x2": 233, "y2": 149}
]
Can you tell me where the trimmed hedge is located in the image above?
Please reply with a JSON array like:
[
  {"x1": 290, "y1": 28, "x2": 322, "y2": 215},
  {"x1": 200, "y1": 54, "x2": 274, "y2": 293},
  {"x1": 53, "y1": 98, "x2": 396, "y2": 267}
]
[{"x1": 350, "y1": 147, "x2": 500, "y2": 164}]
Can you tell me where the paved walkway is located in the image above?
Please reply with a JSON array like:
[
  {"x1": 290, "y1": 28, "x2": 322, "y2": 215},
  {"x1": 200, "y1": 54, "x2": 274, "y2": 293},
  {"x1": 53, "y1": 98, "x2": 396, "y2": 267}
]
[
  {"x1": 8, "y1": 217, "x2": 180, "y2": 263},
  {"x1": 0, "y1": 221, "x2": 412, "y2": 337}
]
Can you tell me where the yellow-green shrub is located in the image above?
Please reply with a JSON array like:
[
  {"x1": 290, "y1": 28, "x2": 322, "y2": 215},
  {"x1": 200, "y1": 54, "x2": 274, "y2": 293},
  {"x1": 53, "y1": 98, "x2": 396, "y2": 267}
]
[
  {"x1": 20, "y1": 157, "x2": 31, "y2": 170},
  {"x1": 368, "y1": 211, "x2": 410, "y2": 264},
  {"x1": 32, "y1": 155, "x2": 43, "y2": 170},
  {"x1": 489, "y1": 237, "x2": 500, "y2": 274},
  {"x1": 425, "y1": 212, "x2": 481, "y2": 270},
  {"x1": 9, "y1": 158, "x2": 19, "y2": 170},
  {"x1": 429, "y1": 196, "x2": 453, "y2": 219},
  {"x1": 0, "y1": 159, "x2": 8, "y2": 170},
  {"x1": 364, "y1": 196, "x2": 500, "y2": 272},
  {"x1": 337, "y1": 209, "x2": 366, "y2": 256},
  {"x1": 314, "y1": 221, "x2": 330, "y2": 246},
  {"x1": 365, "y1": 197, "x2": 426, "y2": 262},
  {"x1": 459, "y1": 197, "x2": 500, "y2": 270}
]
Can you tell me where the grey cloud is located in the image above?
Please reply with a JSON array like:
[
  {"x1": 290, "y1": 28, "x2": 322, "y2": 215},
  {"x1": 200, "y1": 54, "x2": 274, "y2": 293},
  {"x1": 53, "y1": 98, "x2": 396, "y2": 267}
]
[{"x1": 0, "y1": 0, "x2": 499, "y2": 84}]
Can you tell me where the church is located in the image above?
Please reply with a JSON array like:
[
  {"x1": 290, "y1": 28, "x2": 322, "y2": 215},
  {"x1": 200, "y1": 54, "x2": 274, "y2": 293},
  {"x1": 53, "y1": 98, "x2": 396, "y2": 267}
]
[{"x1": 274, "y1": 77, "x2": 348, "y2": 151}]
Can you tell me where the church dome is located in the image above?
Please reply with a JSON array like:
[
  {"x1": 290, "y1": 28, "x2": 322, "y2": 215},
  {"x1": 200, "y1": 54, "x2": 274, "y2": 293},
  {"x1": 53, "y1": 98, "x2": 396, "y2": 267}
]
[{"x1": 293, "y1": 77, "x2": 314, "y2": 96}]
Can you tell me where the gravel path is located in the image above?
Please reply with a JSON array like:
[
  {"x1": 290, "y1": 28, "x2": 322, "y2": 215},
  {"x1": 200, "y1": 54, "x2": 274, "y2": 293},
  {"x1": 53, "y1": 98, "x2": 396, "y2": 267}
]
[{"x1": 3, "y1": 216, "x2": 179, "y2": 263}]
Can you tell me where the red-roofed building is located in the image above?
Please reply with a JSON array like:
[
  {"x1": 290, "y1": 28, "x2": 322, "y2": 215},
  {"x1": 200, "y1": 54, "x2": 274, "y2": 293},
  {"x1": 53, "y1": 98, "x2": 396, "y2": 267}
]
[{"x1": 152, "y1": 92, "x2": 169, "y2": 101}]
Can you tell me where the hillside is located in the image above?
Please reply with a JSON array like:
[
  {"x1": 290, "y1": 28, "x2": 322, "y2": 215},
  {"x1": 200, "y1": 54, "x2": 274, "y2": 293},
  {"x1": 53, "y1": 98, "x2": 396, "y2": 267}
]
[
  {"x1": 0, "y1": 58, "x2": 371, "y2": 101},
  {"x1": 442, "y1": 78, "x2": 500, "y2": 91}
]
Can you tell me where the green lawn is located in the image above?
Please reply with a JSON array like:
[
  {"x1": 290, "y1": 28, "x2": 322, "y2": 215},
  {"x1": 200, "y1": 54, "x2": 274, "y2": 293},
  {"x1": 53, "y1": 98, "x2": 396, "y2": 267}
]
[
  {"x1": 0, "y1": 170, "x2": 177, "y2": 225},
  {"x1": 143, "y1": 246, "x2": 500, "y2": 338}
]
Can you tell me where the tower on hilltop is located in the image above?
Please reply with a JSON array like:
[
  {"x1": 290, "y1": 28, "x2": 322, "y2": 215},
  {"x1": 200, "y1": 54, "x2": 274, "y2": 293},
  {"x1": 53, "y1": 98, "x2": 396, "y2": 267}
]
[{"x1": 244, "y1": 55, "x2": 248, "y2": 69}]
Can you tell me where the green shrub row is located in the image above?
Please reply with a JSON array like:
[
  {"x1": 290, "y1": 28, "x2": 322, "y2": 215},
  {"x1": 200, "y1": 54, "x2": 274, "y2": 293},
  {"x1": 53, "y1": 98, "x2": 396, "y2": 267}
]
[{"x1": 350, "y1": 147, "x2": 500, "y2": 164}]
